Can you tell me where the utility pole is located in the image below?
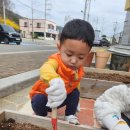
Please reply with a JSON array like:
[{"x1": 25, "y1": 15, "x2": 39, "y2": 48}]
[
  {"x1": 95, "y1": 17, "x2": 98, "y2": 30},
  {"x1": 44, "y1": 0, "x2": 52, "y2": 40},
  {"x1": 113, "y1": 21, "x2": 118, "y2": 36},
  {"x1": 112, "y1": 21, "x2": 118, "y2": 44},
  {"x1": 3, "y1": 0, "x2": 6, "y2": 25},
  {"x1": 31, "y1": 0, "x2": 34, "y2": 42},
  {"x1": 83, "y1": 0, "x2": 92, "y2": 21},
  {"x1": 64, "y1": 15, "x2": 71, "y2": 25},
  {"x1": 44, "y1": 0, "x2": 46, "y2": 40},
  {"x1": 101, "y1": 18, "x2": 105, "y2": 36},
  {"x1": 87, "y1": 0, "x2": 91, "y2": 22},
  {"x1": 83, "y1": 0, "x2": 88, "y2": 20}
]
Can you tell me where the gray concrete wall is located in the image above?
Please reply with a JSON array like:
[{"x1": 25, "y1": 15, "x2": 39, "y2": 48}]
[{"x1": 121, "y1": 11, "x2": 130, "y2": 45}]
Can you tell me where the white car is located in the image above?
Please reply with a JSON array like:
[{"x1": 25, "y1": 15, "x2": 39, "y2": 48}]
[{"x1": 93, "y1": 40, "x2": 102, "y2": 46}]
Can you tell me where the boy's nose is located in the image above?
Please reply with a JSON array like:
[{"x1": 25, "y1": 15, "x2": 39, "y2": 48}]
[{"x1": 71, "y1": 57, "x2": 77, "y2": 64}]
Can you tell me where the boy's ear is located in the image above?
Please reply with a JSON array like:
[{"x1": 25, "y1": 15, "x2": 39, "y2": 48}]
[{"x1": 57, "y1": 42, "x2": 61, "y2": 50}]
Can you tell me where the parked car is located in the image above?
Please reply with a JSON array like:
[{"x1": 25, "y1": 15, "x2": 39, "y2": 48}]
[
  {"x1": 93, "y1": 40, "x2": 102, "y2": 46},
  {"x1": 93, "y1": 38, "x2": 110, "y2": 47},
  {"x1": 100, "y1": 38, "x2": 110, "y2": 47},
  {"x1": 0, "y1": 24, "x2": 22, "y2": 45}
]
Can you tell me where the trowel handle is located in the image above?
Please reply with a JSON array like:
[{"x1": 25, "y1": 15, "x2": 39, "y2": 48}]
[
  {"x1": 52, "y1": 108, "x2": 57, "y2": 118},
  {"x1": 51, "y1": 108, "x2": 58, "y2": 130}
]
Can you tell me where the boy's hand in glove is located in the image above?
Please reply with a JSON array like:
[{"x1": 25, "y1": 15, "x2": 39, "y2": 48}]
[{"x1": 45, "y1": 78, "x2": 67, "y2": 108}]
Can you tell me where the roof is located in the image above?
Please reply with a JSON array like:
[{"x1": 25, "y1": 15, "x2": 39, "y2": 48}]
[
  {"x1": 19, "y1": 18, "x2": 56, "y2": 24},
  {"x1": 108, "y1": 45, "x2": 130, "y2": 56}
]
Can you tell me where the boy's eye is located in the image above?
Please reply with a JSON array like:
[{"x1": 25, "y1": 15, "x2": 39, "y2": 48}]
[
  {"x1": 79, "y1": 57, "x2": 84, "y2": 60},
  {"x1": 66, "y1": 54, "x2": 72, "y2": 57}
]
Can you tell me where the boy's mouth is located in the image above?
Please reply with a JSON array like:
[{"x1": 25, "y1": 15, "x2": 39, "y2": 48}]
[{"x1": 68, "y1": 66, "x2": 77, "y2": 70}]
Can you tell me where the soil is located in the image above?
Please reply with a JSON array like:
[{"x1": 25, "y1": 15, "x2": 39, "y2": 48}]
[
  {"x1": 84, "y1": 72, "x2": 130, "y2": 83},
  {"x1": 0, "y1": 118, "x2": 48, "y2": 130}
]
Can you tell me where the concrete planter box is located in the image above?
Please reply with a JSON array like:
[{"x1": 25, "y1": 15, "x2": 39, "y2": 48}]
[
  {"x1": 80, "y1": 67, "x2": 130, "y2": 99},
  {"x1": 0, "y1": 110, "x2": 102, "y2": 130}
]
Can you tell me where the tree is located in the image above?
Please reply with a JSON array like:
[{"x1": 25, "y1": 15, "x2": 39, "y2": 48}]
[
  {"x1": 101, "y1": 35, "x2": 107, "y2": 38},
  {"x1": 0, "y1": 17, "x2": 20, "y2": 30},
  {"x1": 0, "y1": 0, "x2": 13, "y2": 10}
]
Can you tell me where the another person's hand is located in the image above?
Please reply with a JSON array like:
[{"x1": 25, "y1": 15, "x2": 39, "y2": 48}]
[{"x1": 45, "y1": 78, "x2": 67, "y2": 108}]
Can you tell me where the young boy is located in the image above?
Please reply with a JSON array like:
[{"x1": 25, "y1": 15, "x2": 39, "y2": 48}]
[
  {"x1": 30, "y1": 19, "x2": 95, "y2": 125},
  {"x1": 94, "y1": 84, "x2": 130, "y2": 130}
]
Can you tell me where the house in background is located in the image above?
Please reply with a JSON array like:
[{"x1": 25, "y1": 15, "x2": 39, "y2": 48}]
[{"x1": 19, "y1": 18, "x2": 58, "y2": 40}]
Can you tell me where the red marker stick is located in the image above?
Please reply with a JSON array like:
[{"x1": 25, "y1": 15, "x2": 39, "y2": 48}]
[{"x1": 51, "y1": 108, "x2": 57, "y2": 130}]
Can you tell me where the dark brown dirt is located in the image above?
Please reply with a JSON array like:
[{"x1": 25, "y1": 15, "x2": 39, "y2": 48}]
[
  {"x1": 0, "y1": 118, "x2": 48, "y2": 130},
  {"x1": 84, "y1": 72, "x2": 130, "y2": 83}
]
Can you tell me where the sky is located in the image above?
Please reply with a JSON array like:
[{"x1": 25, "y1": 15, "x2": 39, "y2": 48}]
[{"x1": 11, "y1": 0, "x2": 126, "y2": 37}]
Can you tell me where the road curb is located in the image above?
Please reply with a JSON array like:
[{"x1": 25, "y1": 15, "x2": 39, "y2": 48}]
[{"x1": 0, "y1": 69, "x2": 39, "y2": 98}]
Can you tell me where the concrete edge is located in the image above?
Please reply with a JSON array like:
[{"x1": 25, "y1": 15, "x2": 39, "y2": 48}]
[
  {"x1": 2, "y1": 110, "x2": 104, "y2": 130},
  {"x1": 0, "y1": 69, "x2": 39, "y2": 98}
]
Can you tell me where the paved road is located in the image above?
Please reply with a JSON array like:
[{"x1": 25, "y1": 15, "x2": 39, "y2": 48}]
[{"x1": 0, "y1": 40, "x2": 57, "y2": 53}]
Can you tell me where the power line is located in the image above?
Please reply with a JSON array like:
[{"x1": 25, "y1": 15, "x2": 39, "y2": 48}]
[
  {"x1": 14, "y1": 0, "x2": 45, "y2": 13},
  {"x1": 83, "y1": 0, "x2": 92, "y2": 21}
]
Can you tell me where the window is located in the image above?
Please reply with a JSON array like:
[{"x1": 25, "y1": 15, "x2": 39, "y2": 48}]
[
  {"x1": 52, "y1": 25, "x2": 54, "y2": 30},
  {"x1": 24, "y1": 22, "x2": 28, "y2": 27},
  {"x1": 37, "y1": 23, "x2": 41, "y2": 28},
  {"x1": 48, "y1": 24, "x2": 51, "y2": 29},
  {"x1": 2, "y1": 25, "x2": 15, "y2": 32},
  {"x1": 48, "y1": 24, "x2": 54, "y2": 30},
  {"x1": 46, "y1": 33, "x2": 51, "y2": 37}
]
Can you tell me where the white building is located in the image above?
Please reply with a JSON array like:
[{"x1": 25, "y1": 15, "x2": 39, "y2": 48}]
[{"x1": 19, "y1": 18, "x2": 58, "y2": 40}]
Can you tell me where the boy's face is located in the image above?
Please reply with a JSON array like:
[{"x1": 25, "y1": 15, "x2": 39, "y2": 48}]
[{"x1": 59, "y1": 39, "x2": 91, "y2": 70}]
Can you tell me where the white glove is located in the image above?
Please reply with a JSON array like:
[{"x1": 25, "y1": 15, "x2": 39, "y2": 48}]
[
  {"x1": 45, "y1": 78, "x2": 67, "y2": 108},
  {"x1": 103, "y1": 114, "x2": 130, "y2": 130}
]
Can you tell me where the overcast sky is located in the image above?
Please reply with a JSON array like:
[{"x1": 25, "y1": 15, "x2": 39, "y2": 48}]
[{"x1": 11, "y1": 0, "x2": 126, "y2": 36}]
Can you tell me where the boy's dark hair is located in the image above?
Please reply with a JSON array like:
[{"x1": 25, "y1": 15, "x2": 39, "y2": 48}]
[{"x1": 60, "y1": 19, "x2": 95, "y2": 47}]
